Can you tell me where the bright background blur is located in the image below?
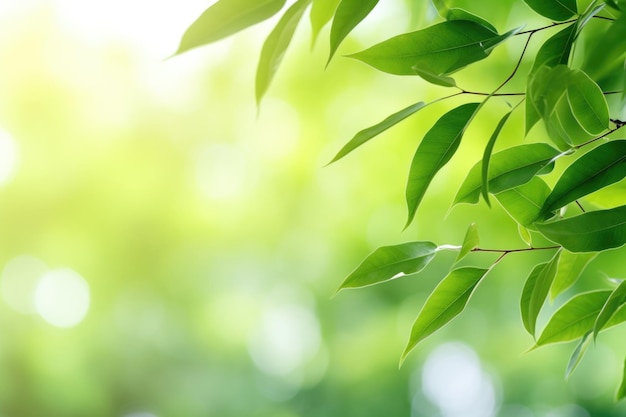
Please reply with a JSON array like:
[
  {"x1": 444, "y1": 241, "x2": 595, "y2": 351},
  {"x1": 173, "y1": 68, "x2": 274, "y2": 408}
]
[{"x1": 1, "y1": 1, "x2": 626, "y2": 416}]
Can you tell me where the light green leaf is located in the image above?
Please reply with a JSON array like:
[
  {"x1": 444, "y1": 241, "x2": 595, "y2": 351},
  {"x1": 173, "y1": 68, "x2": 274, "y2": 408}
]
[
  {"x1": 406, "y1": 103, "x2": 480, "y2": 227},
  {"x1": 618, "y1": 358, "x2": 626, "y2": 401},
  {"x1": 454, "y1": 143, "x2": 561, "y2": 206},
  {"x1": 431, "y1": 0, "x2": 449, "y2": 16},
  {"x1": 328, "y1": 0, "x2": 379, "y2": 63},
  {"x1": 522, "y1": 0, "x2": 577, "y2": 21},
  {"x1": 536, "y1": 205, "x2": 626, "y2": 252},
  {"x1": 445, "y1": 8, "x2": 498, "y2": 33},
  {"x1": 550, "y1": 251, "x2": 597, "y2": 300},
  {"x1": 310, "y1": 0, "x2": 341, "y2": 46},
  {"x1": 481, "y1": 111, "x2": 513, "y2": 205},
  {"x1": 565, "y1": 331, "x2": 592, "y2": 378},
  {"x1": 329, "y1": 101, "x2": 426, "y2": 164},
  {"x1": 540, "y1": 141, "x2": 626, "y2": 216},
  {"x1": 456, "y1": 223, "x2": 479, "y2": 262},
  {"x1": 402, "y1": 267, "x2": 489, "y2": 362},
  {"x1": 564, "y1": 72, "x2": 610, "y2": 135},
  {"x1": 411, "y1": 68, "x2": 457, "y2": 87},
  {"x1": 536, "y1": 290, "x2": 611, "y2": 346},
  {"x1": 519, "y1": 224, "x2": 533, "y2": 246},
  {"x1": 256, "y1": 0, "x2": 311, "y2": 104},
  {"x1": 495, "y1": 177, "x2": 552, "y2": 228},
  {"x1": 594, "y1": 280, "x2": 626, "y2": 340},
  {"x1": 336, "y1": 241, "x2": 438, "y2": 292},
  {"x1": 176, "y1": 0, "x2": 286, "y2": 54},
  {"x1": 521, "y1": 250, "x2": 562, "y2": 337},
  {"x1": 349, "y1": 21, "x2": 514, "y2": 78}
]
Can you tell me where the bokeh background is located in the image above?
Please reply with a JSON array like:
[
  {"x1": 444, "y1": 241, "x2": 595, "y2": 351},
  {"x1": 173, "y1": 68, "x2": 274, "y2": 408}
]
[{"x1": 1, "y1": 0, "x2": 626, "y2": 416}]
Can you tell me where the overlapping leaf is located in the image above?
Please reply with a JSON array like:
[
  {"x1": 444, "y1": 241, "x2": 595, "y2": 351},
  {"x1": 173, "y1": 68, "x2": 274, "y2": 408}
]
[
  {"x1": 522, "y1": 0, "x2": 577, "y2": 21},
  {"x1": 310, "y1": 0, "x2": 341, "y2": 45},
  {"x1": 481, "y1": 111, "x2": 513, "y2": 205},
  {"x1": 594, "y1": 280, "x2": 626, "y2": 340},
  {"x1": 521, "y1": 251, "x2": 561, "y2": 337},
  {"x1": 550, "y1": 251, "x2": 597, "y2": 300},
  {"x1": 328, "y1": 0, "x2": 379, "y2": 63},
  {"x1": 495, "y1": 177, "x2": 552, "y2": 227}
]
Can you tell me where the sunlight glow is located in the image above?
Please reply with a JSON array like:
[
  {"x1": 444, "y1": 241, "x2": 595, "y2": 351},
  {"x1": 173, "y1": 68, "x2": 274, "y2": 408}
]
[
  {"x1": 0, "y1": 128, "x2": 19, "y2": 186},
  {"x1": 195, "y1": 143, "x2": 253, "y2": 200},
  {"x1": 34, "y1": 268, "x2": 90, "y2": 327},
  {"x1": 0, "y1": 255, "x2": 46, "y2": 314}
]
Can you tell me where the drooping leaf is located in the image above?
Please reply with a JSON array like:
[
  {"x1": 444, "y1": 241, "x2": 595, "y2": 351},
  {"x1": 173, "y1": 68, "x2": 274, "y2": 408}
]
[
  {"x1": 594, "y1": 280, "x2": 626, "y2": 340},
  {"x1": 406, "y1": 102, "x2": 480, "y2": 227},
  {"x1": 565, "y1": 331, "x2": 592, "y2": 378},
  {"x1": 536, "y1": 205, "x2": 626, "y2": 252},
  {"x1": 349, "y1": 20, "x2": 516, "y2": 78},
  {"x1": 536, "y1": 290, "x2": 611, "y2": 346},
  {"x1": 522, "y1": 0, "x2": 577, "y2": 21},
  {"x1": 550, "y1": 251, "x2": 597, "y2": 300},
  {"x1": 176, "y1": 0, "x2": 286, "y2": 54},
  {"x1": 481, "y1": 111, "x2": 513, "y2": 205},
  {"x1": 256, "y1": 0, "x2": 311, "y2": 104},
  {"x1": 310, "y1": 0, "x2": 341, "y2": 46},
  {"x1": 456, "y1": 223, "x2": 479, "y2": 262},
  {"x1": 445, "y1": 8, "x2": 498, "y2": 33},
  {"x1": 521, "y1": 250, "x2": 561, "y2": 337},
  {"x1": 402, "y1": 267, "x2": 489, "y2": 362},
  {"x1": 328, "y1": 0, "x2": 379, "y2": 63},
  {"x1": 329, "y1": 101, "x2": 426, "y2": 164},
  {"x1": 495, "y1": 176, "x2": 552, "y2": 228},
  {"x1": 540, "y1": 140, "x2": 626, "y2": 216},
  {"x1": 618, "y1": 358, "x2": 626, "y2": 401},
  {"x1": 336, "y1": 241, "x2": 438, "y2": 292},
  {"x1": 454, "y1": 143, "x2": 561, "y2": 206}
]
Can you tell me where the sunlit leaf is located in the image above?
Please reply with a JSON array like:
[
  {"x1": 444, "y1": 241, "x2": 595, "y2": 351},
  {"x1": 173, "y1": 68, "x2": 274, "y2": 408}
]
[
  {"x1": 336, "y1": 241, "x2": 438, "y2": 292},
  {"x1": 481, "y1": 111, "x2": 513, "y2": 205},
  {"x1": 445, "y1": 8, "x2": 498, "y2": 33},
  {"x1": 564, "y1": 72, "x2": 610, "y2": 135},
  {"x1": 256, "y1": 0, "x2": 311, "y2": 104},
  {"x1": 456, "y1": 223, "x2": 479, "y2": 262},
  {"x1": 406, "y1": 103, "x2": 479, "y2": 227},
  {"x1": 565, "y1": 331, "x2": 592, "y2": 378},
  {"x1": 329, "y1": 101, "x2": 426, "y2": 164},
  {"x1": 519, "y1": 224, "x2": 533, "y2": 246},
  {"x1": 522, "y1": 0, "x2": 577, "y2": 21},
  {"x1": 536, "y1": 290, "x2": 611, "y2": 346},
  {"x1": 349, "y1": 21, "x2": 515, "y2": 78},
  {"x1": 594, "y1": 280, "x2": 626, "y2": 340},
  {"x1": 454, "y1": 143, "x2": 561, "y2": 206},
  {"x1": 402, "y1": 267, "x2": 489, "y2": 362},
  {"x1": 521, "y1": 250, "x2": 561, "y2": 337},
  {"x1": 550, "y1": 251, "x2": 597, "y2": 300},
  {"x1": 310, "y1": 0, "x2": 341, "y2": 46},
  {"x1": 176, "y1": 0, "x2": 286, "y2": 54},
  {"x1": 328, "y1": 0, "x2": 379, "y2": 63},
  {"x1": 431, "y1": 0, "x2": 449, "y2": 16},
  {"x1": 536, "y1": 205, "x2": 626, "y2": 252},
  {"x1": 540, "y1": 141, "x2": 626, "y2": 216},
  {"x1": 495, "y1": 177, "x2": 552, "y2": 228},
  {"x1": 618, "y1": 358, "x2": 626, "y2": 401}
]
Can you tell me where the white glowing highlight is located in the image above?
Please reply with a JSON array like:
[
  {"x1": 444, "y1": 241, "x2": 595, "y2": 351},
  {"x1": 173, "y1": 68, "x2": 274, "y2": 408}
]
[
  {"x1": 195, "y1": 144, "x2": 251, "y2": 200},
  {"x1": 34, "y1": 268, "x2": 90, "y2": 328},
  {"x1": 0, "y1": 128, "x2": 19, "y2": 186}
]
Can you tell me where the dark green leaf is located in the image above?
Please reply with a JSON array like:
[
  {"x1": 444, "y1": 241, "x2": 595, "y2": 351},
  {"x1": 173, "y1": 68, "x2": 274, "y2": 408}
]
[
  {"x1": 406, "y1": 103, "x2": 479, "y2": 227},
  {"x1": 329, "y1": 101, "x2": 426, "y2": 164},
  {"x1": 540, "y1": 141, "x2": 626, "y2": 216},
  {"x1": 328, "y1": 0, "x2": 379, "y2": 63},
  {"x1": 536, "y1": 290, "x2": 611, "y2": 346},
  {"x1": 310, "y1": 0, "x2": 341, "y2": 46},
  {"x1": 521, "y1": 250, "x2": 561, "y2": 337},
  {"x1": 566, "y1": 331, "x2": 592, "y2": 378},
  {"x1": 530, "y1": 23, "x2": 576, "y2": 74},
  {"x1": 402, "y1": 267, "x2": 489, "y2": 362},
  {"x1": 445, "y1": 8, "x2": 498, "y2": 33},
  {"x1": 550, "y1": 251, "x2": 597, "y2": 300},
  {"x1": 594, "y1": 280, "x2": 626, "y2": 340},
  {"x1": 481, "y1": 111, "x2": 513, "y2": 205},
  {"x1": 336, "y1": 241, "x2": 438, "y2": 292},
  {"x1": 176, "y1": 0, "x2": 286, "y2": 54},
  {"x1": 536, "y1": 205, "x2": 626, "y2": 252},
  {"x1": 618, "y1": 358, "x2": 626, "y2": 401},
  {"x1": 522, "y1": 0, "x2": 577, "y2": 21},
  {"x1": 454, "y1": 143, "x2": 561, "y2": 206},
  {"x1": 256, "y1": 0, "x2": 311, "y2": 104},
  {"x1": 456, "y1": 223, "x2": 479, "y2": 262},
  {"x1": 495, "y1": 177, "x2": 552, "y2": 228}
]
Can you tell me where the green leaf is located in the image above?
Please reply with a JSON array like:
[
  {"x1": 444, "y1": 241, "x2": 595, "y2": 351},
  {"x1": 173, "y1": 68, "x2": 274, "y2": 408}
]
[
  {"x1": 406, "y1": 102, "x2": 480, "y2": 227},
  {"x1": 329, "y1": 101, "x2": 427, "y2": 164},
  {"x1": 565, "y1": 331, "x2": 592, "y2": 378},
  {"x1": 564, "y1": 72, "x2": 610, "y2": 135},
  {"x1": 583, "y1": 14, "x2": 626, "y2": 80},
  {"x1": 594, "y1": 280, "x2": 626, "y2": 340},
  {"x1": 328, "y1": 0, "x2": 379, "y2": 63},
  {"x1": 536, "y1": 290, "x2": 611, "y2": 346},
  {"x1": 540, "y1": 141, "x2": 626, "y2": 216},
  {"x1": 521, "y1": 250, "x2": 561, "y2": 337},
  {"x1": 411, "y1": 68, "x2": 457, "y2": 87},
  {"x1": 519, "y1": 224, "x2": 533, "y2": 246},
  {"x1": 522, "y1": 0, "x2": 577, "y2": 21},
  {"x1": 495, "y1": 177, "x2": 552, "y2": 228},
  {"x1": 256, "y1": 0, "x2": 311, "y2": 104},
  {"x1": 431, "y1": 0, "x2": 449, "y2": 16},
  {"x1": 550, "y1": 251, "x2": 597, "y2": 300},
  {"x1": 481, "y1": 111, "x2": 513, "y2": 205},
  {"x1": 310, "y1": 0, "x2": 341, "y2": 46},
  {"x1": 336, "y1": 241, "x2": 438, "y2": 292},
  {"x1": 176, "y1": 0, "x2": 286, "y2": 54},
  {"x1": 618, "y1": 358, "x2": 626, "y2": 401},
  {"x1": 349, "y1": 20, "x2": 515, "y2": 78},
  {"x1": 530, "y1": 23, "x2": 576, "y2": 74},
  {"x1": 454, "y1": 143, "x2": 561, "y2": 206},
  {"x1": 536, "y1": 205, "x2": 626, "y2": 252},
  {"x1": 445, "y1": 8, "x2": 498, "y2": 33},
  {"x1": 402, "y1": 267, "x2": 489, "y2": 362},
  {"x1": 456, "y1": 223, "x2": 479, "y2": 262}
]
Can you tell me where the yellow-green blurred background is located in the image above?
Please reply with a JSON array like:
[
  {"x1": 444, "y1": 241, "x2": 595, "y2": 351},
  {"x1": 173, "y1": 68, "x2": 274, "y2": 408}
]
[{"x1": 1, "y1": 1, "x2": 626, "y2": 416}]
